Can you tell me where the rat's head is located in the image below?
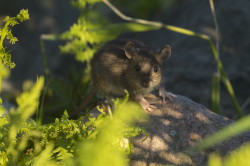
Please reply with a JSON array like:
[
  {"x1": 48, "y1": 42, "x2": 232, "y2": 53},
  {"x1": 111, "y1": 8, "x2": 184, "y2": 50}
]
[{"x1": 123, "y1": 41, "x2": 171, "y2": 92}]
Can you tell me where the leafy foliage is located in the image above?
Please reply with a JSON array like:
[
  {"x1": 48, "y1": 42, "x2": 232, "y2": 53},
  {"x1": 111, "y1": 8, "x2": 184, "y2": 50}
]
[
  {"x1": 67, "y1": 98, "x2": 147, "y2": 166},
  {"x1": 0, "y1": 81, "x2": 146, "y2": 165},
  {"x1": 60, "y1": 0, "x2": 158, "y2": 63},
  {"x1": 0, "y1": 9, "x2": 29, "y2": 94},
  {"x1": 0, "y1": 9, "x2": 29, "y2": 69},
  {"x1": 60, "y1": 4, "x2": 114, "y2": 63},
  {"x1": 0, "y1": 76, "x2": 44, "y2": 165},
  {"x1": 0, "y1": 8, "x2": 146, "y2": 166}
]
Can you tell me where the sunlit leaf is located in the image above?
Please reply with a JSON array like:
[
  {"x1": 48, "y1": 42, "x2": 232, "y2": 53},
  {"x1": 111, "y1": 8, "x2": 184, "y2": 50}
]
[{"x1": 208, "y1": 143, "x2": 250, "y2": 166}]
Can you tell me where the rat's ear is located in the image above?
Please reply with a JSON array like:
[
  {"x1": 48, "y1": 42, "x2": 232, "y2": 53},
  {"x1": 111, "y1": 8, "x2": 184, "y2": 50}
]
[
  {"x1": 159, "y1": 45, "x2": 171, "y2": 60},
  {"x1": 124, "y1": 42, "x2": 137, "y2": 59}
]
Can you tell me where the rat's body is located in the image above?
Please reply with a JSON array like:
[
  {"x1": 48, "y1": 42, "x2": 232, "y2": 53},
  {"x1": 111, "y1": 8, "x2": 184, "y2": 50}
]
[{"x1": 91, "y1": 39, "x2": 175, "y2": 111}]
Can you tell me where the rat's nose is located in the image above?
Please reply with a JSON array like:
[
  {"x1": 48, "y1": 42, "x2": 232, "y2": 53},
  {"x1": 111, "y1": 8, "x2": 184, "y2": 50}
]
[
  {"x1": 141, "y1": 78, "x2": 151, "y2": 88},
  {"x1": 140, "y1": 73, "x2": 152, "y2": 88},
  {"x1": 141, "y1": 82, "x2": 150, "y2": 88}
]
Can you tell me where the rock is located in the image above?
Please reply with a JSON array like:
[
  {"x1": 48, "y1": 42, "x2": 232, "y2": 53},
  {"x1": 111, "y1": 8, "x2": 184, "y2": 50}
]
[{"x1": 130, "y1": 94, "x2": 250, "y2": 166}]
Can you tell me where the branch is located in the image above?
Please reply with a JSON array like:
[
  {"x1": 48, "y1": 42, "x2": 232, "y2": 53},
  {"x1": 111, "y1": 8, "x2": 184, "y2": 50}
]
[
  {"x1": 102, "y1": 0, "x2": 209, "y2": 40},
  {"x1": 102, "y1": 0, "x2": 163, "y2": 28}
]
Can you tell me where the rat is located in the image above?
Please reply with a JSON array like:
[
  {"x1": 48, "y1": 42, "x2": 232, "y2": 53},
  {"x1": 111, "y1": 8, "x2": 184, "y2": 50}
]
[{"x1": 90, "y1": 39, "x2": 176, "y2": 112}]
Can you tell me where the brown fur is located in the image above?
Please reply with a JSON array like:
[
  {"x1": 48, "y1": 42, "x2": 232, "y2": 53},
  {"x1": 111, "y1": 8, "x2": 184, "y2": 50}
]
[{"x1": 91, "y1": 39, "x2": 171, "y2": 100}]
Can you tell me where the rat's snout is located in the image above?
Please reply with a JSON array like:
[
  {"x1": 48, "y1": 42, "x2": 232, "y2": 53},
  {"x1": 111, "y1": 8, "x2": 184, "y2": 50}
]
[
  {"x1": 140, "y1": 75, "x2": 151, "y2": 88},
  {"x1": 141, "y1": 81, "x2": 150, "y2": 88}
]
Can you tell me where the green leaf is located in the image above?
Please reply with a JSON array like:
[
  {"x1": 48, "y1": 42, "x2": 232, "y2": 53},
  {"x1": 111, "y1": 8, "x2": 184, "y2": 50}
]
[
  {"x1": 16, "y1": 9, "x2": 30, "y2": 22},
  {"x1": 208, "y1": 143, "x2": 250, "y2": 166},
  {"x1": 15, "y1": 76, "x2": 44, "y2": 122},
  {"x1": 53, "y1": 147, "x2": 73, "y2": 161},
  {"x1": 31, "y1": 143, "x2": 57, "y2": 166}
]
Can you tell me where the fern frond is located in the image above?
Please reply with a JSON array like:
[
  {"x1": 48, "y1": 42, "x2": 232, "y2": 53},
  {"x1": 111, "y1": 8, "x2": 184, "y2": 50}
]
[
  {"x1": 16, "y1": 9, "x2": 30, "y2": 22},
  {"x1": 3, "y1": 77, "x2": 44, "y2": 165},
  {"x1": 14, "y1": 77, "x2": 44, "y2": 123},
  {"x1": 31, "y1": 143, "x2": 57, "y2": 166},
  {"x1": 53, "y1": 147, "x2": 73, "y2": 161},
  {"x1": 0, "y1": 9, "x2": 29, "y2": 69}
]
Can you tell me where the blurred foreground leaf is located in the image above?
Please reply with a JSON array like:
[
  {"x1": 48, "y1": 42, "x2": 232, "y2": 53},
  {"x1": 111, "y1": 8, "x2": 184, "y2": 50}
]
[
  {"x1": 208, "y1": 143, "x2": 250, "y2": 166},
  {"x1": 73, "y1": 99, "x2": 147, "y2": 166}
]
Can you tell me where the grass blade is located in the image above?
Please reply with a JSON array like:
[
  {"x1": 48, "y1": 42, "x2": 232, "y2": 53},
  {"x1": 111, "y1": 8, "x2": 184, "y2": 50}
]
[
  {"x1": 211, "y1": 72, "x2": 220, "y2": 113},
  {"x1": 190, "y1": 114, "x2": 250, "y2": 151}
]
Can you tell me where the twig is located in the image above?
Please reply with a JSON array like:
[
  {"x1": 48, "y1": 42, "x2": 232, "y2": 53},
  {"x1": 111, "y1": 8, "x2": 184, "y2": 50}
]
[
  {"x1": 102, "y1": 0, "x2": 163, "y2": 28},
  {"x1": 102, "y1": 0, "x2": 209, "y2": 40}
]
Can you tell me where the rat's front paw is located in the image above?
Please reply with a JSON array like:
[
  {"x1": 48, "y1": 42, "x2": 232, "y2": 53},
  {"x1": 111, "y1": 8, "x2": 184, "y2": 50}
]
[
  {"x1": 137, "y1": 96, "x2": 157, "y2": 112},
  {"x1": 159, "y1": 88, "x2": 176, "y2": 102}
]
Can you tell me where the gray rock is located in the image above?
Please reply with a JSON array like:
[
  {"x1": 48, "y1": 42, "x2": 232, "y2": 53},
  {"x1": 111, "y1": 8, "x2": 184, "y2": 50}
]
[{"x1": 130, "y1": 94, "x2": 250, "y2": 166}]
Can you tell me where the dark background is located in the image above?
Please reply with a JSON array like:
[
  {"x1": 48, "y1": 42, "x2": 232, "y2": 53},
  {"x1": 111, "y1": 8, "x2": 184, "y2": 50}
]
[{"x1": 1, "y1": 0, "x2": 250, "y2": 119}]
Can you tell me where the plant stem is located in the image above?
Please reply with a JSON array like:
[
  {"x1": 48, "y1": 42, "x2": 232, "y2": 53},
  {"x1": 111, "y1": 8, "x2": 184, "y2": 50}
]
[
  {"x1": 209, "y1": 0, "x2": 220, "y2": 53},
  {"x1": 39, "y1": 39, "x2": 50, "y2": 76},
  {"x1": 102, "y1": 0, "x2": 209, "y2": 40}
]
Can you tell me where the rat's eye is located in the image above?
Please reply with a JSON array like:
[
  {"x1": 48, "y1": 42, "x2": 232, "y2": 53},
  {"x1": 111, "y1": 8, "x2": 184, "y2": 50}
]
[
  {"x1": 153, "y1": 66, "x2": 159, "y2": 73},
  {"x1": 135, "y1": 65, "x2": 141, "y2": 72}
]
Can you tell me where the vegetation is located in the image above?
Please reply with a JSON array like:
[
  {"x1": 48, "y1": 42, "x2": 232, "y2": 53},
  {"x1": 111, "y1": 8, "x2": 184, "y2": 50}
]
[
  {"x1": 0, "y1": 0, "x2": 249, "y2": 165},
  {"x1": 208, "y1": 143, "x2": 250, "y2": 166},
  {"x1": 0, "y1": 9, "x2": 146, "y2": 166}
]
